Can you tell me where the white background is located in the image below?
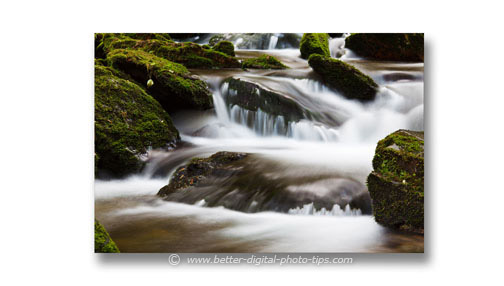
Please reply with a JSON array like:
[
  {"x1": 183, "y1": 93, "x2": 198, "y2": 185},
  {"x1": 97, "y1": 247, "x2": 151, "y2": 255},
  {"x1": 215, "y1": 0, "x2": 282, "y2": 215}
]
[{"x1": 0, "y1": 0, "x2": 503, "y2": 284}]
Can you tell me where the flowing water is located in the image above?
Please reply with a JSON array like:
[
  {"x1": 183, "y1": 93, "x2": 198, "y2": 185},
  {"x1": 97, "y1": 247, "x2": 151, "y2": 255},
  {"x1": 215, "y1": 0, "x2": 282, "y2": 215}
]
[{"x1": 95, "y1": 34, "x2": 424, "y2": 253}]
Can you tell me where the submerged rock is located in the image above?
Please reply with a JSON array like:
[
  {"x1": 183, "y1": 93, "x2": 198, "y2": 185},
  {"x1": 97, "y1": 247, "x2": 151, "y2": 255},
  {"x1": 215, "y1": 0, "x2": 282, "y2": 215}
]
[
  {"x1": 212, "y1": 40, "x2": 235, "y2": 57},
  {"x1": 223, "y1": 77, "x2": 309, "y2": 123},
  {"x1": 158, "y1": 152, "x2": 371, "y2": 214},
  {"x1": 95, "y1": 220, "x2": 120, "y2": 253},
  {"x1": 107, "y1": 48, "x2": 213, "y2": 112},
  {"x1": 241, "y1": 54, "x2": 288, "y2": 69},
  {"x1": 299, "y1": 33, "x2": 330, "y2": 59},
  {"x1": 95, "y1": 64, "x2": 179, "y2": 177},
  {"x1": 367, "y1": 129, "x2": 424, "y2": 233},
  {"x1": 345, "y1": 33, "x2": 424, "y2": 62},
  {"x1": 308, "y1": 54, "x2": 378, "y2": 101}
]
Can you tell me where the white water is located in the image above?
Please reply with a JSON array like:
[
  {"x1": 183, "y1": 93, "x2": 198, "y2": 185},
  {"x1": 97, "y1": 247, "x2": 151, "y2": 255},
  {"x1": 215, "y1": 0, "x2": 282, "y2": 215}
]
[{"x1": 95, "y1": 42, "x2": 424, "y2": 252}]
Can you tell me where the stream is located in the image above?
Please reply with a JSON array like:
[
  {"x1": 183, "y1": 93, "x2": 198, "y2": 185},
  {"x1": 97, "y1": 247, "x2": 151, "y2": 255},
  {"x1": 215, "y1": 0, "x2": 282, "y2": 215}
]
[{"x1": 95, "y1": 34, "x2": 424, "y2": 253}]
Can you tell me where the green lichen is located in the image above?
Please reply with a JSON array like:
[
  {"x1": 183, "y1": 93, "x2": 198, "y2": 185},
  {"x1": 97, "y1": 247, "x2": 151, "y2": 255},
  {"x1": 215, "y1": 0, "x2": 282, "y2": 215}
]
[
  {"x1": 213, "y1": 41, "x2": 235, "y2": 57},
  {"x1": 308, "y1": 54, "x2": 378, "y2": 101},
  {"x1": 95, "y1": 220, "x2": 120, "y2": 253},
  {"x1": 299, "y1": 33, "x2": 330, "y2": 59},
  {"x1": 345, "y1": 33, "x2": 424, "y2": 62},
  {"x1": 367, "y1": 130, "x2": 424, "y2": 233},
  {"x1": 242, "y1": 54, "x2": 288, "y2": 69},
  {"x1": 95, "y1": 64, "x2": 179, "y2": 177}
]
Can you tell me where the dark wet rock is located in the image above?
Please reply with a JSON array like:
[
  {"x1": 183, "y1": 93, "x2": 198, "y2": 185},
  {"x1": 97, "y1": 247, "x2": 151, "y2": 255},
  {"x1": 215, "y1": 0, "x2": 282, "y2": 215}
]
[
  {"x1": 367, "y1": 129, "x2": 424, "y2": 233},
  {"x1": 95, "y1": 220, "x2": 120, "y2": 253},
  {"x1": 241, "y1": 54, "x2": 288, "y2": 69},
  {"x1": 95, "y1": 64, "x2": 179, "y2": 177},
  {"x1": 158, "y1": 152, "x2": 372, "y2": 214},
  {"x1": 223, "y1": 77, "x2": 310, "y2": 122},
  {"x1": 213, "y1": 41, "x2": 235, "y2": 57},
  {"x1": 299, "y1": 33, "x2": 330, "y2": 59},
  {"x1": 345, "y1": 33, "x2": 424, "y2": 62},
  {"x1": 107, "y1": 48, "x2": 213, "y2": 112},
  {"x1": 328, "y1": 33, "x2": 345, "y2": 38},
  {"x1": 383, "y1": 72, "x2": 417, "y2": 82},
  {"x1": 308, "y1": 54, "x2": 378, "y2": 101}
]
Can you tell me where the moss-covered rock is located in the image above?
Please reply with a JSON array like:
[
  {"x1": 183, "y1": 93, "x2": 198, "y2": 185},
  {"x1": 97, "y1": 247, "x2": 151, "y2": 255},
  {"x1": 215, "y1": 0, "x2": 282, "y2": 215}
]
[
  {"x1": 122, "y1": 33, "x2": 172, "y2": 41},
  {"x1": 367, "y1": 129, "x2": 424, "y2": 233},
  {"x1": 308, "y1": 54, "x2": 378, "y2": 101},
  {"x1": 299, "y1": 33, "x2": 330, "y2": 59},
  {"x1": 95, "y1": 220, "x2": 120, "y2": 253},
  {"x1": 241, "y1": 54, "x2": 288, "y2": 69},
  {"x1": 213, "y1": 41, "x2": 235, "y2": 57},
  {"x1": 101, "y1": 34, "x2": 240, "y2": 69},
  {"x1": 95, "y1": 64, "x2": 179, "y2": 177},
  {"x1": 223, "y1": 77, "x2": 309, "y2": 122},
  {"x1": 107, "y1": 49, "x2": 213, "y2": 112},
  {"x1": 345, "y1": 33, "x2": 424, "y2": 62}
]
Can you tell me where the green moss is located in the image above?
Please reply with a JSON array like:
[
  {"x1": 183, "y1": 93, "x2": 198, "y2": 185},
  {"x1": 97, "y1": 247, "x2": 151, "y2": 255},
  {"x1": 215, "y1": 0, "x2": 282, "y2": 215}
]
[
  {"x1": 101, "y1": 34, "x2": 240, "y2": 69},
  {"x1": 299, "y1": 33, "x2": 330, "y2": 59},
  {"x1": 345, "y1": 33, "x2": 424, "y2": 62},
  {"x1": 106, "y1": 49, "x2": 213, "y2": 112},
  {"x1": 95, "y1": 220, "x2": 120, "y2": 253},
  {"x1": 367, "y1": 130, "x2": 424, "y2": 233},
  {"x1": 95, "y1": 64, "x2": 179, "y2": 177},
  {"x1": 213, "y1": 41, "x2": 235, "y2": 57},
  {"x1": 308, "y1": 54, "x2": 378, "y2": 101},
  {"x1": 241, "y1": 54, "x2": 288, "y2": 69},
  {"x1": 122, "y1": 33, "x2": 172, "y2": 41}
]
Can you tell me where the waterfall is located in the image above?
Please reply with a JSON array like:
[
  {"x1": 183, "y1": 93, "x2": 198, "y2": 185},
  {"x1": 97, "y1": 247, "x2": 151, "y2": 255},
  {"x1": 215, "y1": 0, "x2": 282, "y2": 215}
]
[{"x1": 268, "y1": 34, "x2": 279, "y2": 49}]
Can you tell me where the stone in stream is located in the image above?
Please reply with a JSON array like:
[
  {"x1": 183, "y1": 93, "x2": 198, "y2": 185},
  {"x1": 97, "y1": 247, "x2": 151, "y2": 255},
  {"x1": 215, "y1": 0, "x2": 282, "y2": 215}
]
[
  {"x1": 367, "y1": 129, "x2": 424, "y2": 233},
  {"x1": 157, "y1": 152, "x2": 372, "y2": 214},
  {"x1": 95, "y1": 220, "x2": 120, "y2": 253},
  {"x1": 97, "y1": 33, "x2": 240, "y2": 69},
  {"x1": 345, "y1": 33, "x2": 424, "y2": 62},
  {"x1": 212, "y1": 40, "x2": 235, "y2": 57},
  {"x1": 94, "y1": 64, "x2": 179, "y2": 178},
  {"x1": 107, "y1": 48, "x2": 214, "y2": 112},
  {"x1": 299, "y1": 33, "x2": 330, "y2": 59},
  {"x1": 308, "y1": 54, "x2": 378, "y2": 101},
  {"x1": 241, "y1": 54, "x2": 288, "y2": 70},
  {"x1": 223, "y1": 77, "x2": 310, "y2": 123}
]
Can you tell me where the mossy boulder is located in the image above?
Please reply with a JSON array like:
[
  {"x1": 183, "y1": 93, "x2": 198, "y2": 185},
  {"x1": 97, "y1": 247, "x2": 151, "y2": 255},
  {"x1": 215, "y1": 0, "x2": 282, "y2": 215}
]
[
  {"x1": 345, "y1": 33, "x2": 424, "y2": 62},
  {"x1": 213, "y1": 41, "x2": 235, "y2": 57},
  {"x1": 100, "y1": 34, "x2": 240, "y2": 69},
  {"x1": 121, "y1": 33, "x2": 172, "y2": 41},
  {"x1": 308, "y1": 54, "x2": 378, "y2": 101},
  {"x1": 107, "y1": 49, "x2": 213, "y2": 112},
  {"x1": 223, "y1": 77, "x2": 309, "y2": 123},
  {"x1": 367, "y1": 129, "x2": 424, "y2": 233},
  {"x1": 242, "y1": 54, "x2": 288, "y2": 69},
  {"x1": 95, "y1": 64, "x2": 179, "y2": 177},
  {"x1": 299, "y1": 33, "x2": 330, "y2": 59},
  {"x1": 95, "y1": 220, "x2": 120, "y2": 253}
]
